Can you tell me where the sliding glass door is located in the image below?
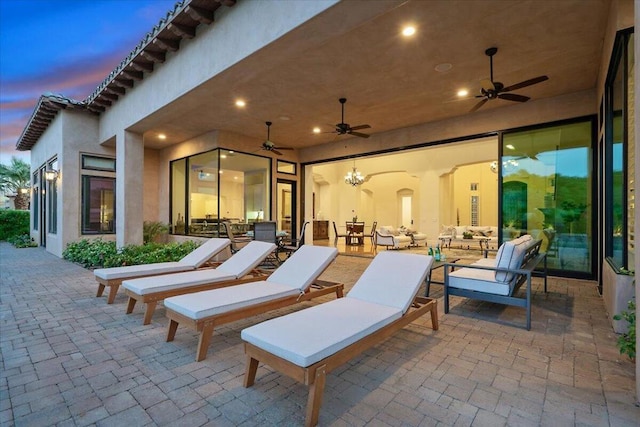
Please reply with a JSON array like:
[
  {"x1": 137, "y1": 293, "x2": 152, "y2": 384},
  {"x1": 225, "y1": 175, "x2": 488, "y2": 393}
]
[{"x1": 501, "y1": 118, "x2": 595, "y2": 276}]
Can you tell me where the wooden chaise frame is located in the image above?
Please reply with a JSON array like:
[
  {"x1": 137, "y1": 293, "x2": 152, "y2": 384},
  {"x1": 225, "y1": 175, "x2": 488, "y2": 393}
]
[
  {"x1": 166, "y1": 279, "x2": 345, "y2": 362},
  {"x1": 125, "y1": 267, "x2": 270, "y2": 325},
  {"x1": 243, "y1": 296, "x2": 438, "y2": 427}
]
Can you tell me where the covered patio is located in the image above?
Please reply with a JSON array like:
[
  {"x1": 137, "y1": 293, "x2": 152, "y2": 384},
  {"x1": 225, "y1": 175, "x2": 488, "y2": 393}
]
[{"x1": 0, "y1": 242, "x2": 636, "y2": 425}]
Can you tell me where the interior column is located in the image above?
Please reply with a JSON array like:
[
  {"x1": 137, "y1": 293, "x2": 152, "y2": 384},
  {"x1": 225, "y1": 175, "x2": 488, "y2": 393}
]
[{"x1": 116, "y1": 130, "x2": 144, "y2": 248}]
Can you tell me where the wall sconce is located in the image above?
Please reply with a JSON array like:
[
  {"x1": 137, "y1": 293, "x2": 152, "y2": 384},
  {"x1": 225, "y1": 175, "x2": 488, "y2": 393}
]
[{"x1": 45, "y1": 169, "x2": 59, "y2": 181}]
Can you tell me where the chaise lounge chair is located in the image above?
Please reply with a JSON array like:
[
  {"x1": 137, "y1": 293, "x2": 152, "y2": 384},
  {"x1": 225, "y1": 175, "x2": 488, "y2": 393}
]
[
  {"x1": 94, "y1": 238, "x2": 231, "y2": 304},
  {"x1": 241, "y1": 251, "x2": 437, "y2": 426},
  {"x1": 164, "y1": 245, "x2": 343, "y2": 361},
  {"x1": 122, "y1": 241, "x2": 276, "y2": 325}
]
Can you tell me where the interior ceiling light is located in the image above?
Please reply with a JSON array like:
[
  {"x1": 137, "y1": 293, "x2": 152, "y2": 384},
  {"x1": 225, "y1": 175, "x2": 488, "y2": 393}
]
[
  {"x1": 220, "y1": 154, "x2": 227, "y2": 159},
  {"x1": 506, "y1": 144, "x2": 515, "y2": 150},
  {"x1": 235, "y1": 99, "x2": 246, "y2": 107},
  {"x1": 402, "y1": 25, "x2": 416, "y2": 37},
  {"x1": 435, "y1": 63, "x2": 453, "y2": 73},
  {"x1": 158, "y1": 133, "x2": 166, "y2": 140},
  {"x1": 279, "y1": 115, "x2": 291, "y2": 121},
  {"x1": 457, "y1": 89, "x2": 468, "y2": 97},
  {"x1": 312, "y1": 127, "x2": 321, "y2": 134},
  {"x1": 344, "y1": 161, "x2": 365, "y2": 186}
]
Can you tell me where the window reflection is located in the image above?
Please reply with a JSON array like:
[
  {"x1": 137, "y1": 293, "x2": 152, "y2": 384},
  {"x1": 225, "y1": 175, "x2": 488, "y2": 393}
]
[
  {"x1": 170, "y1": 149, "x2": 271, "y2": 237},
  {"x1": 502, "y1": 120, "x2": 594, "y2": 274}
]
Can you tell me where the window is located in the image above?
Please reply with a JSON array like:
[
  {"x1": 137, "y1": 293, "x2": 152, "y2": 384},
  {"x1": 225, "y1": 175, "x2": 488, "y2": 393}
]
[
  {"x1": 80, "y1": 154, "x2": 116, "y2": 235},
  {"x1": 170, "y1": 149, "x2": 271, "y2": 237},
  {"x1": 502, "y1": 119, "x2": 595, "y2": 276},
  {"x1": 32, "y1": 172, "x2": 39, "y2": 230},
  {"x1": 470, "y1": 195, "x2": 479, "y2": 226},
  {"x1": 47, "y1": 158, "x2": 58, "y2": 234},
  {"x1": 277, "y1": 160, "x2": 296, "y2": 174},
  {"x1": 606, "y1": 30, "x2": 634, "y2": 270},
  {"x1": 82, "y1": 176, "x2": 115, "y2": 234}
]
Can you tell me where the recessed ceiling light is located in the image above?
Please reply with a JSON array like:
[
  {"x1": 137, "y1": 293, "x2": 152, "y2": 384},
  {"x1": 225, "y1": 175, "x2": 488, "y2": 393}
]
[
  {"x1": 279, "y1": 115, "x2": 291, "y2": 121},
  {"x1": 158, "y1": 133, "x2": 166, "y2": 140},
  {"x1": 457, "y1": 89, "x2": 468, "y2": 97},
  {"x1": 402, "y1": 26, "x2": 416, "y2": 37},
  {"x1": 434, "y1": 63, "x2": 453, "y2": 73},
  {"x1": 220, "y1": 154, "x2": 227, "y2": 159},
  {"x1": 312, "y1": 127, "x2": 321, "y2": 134},
  {"x1": 235, "y1": 99, "x2": 246, "y2": 107}
]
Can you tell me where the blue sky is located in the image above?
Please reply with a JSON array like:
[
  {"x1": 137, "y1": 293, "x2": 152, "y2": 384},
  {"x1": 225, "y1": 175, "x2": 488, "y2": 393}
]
[{"x1": 0, "y1": 0, "x2": 177, "y2": 165}]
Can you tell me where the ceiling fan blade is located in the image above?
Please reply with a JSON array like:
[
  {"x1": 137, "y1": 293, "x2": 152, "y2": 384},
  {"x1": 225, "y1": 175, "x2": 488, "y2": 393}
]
[
  {"x1": 470, "y1": 98, "x2": 488, "y2": 113},
  {"x1": 349, "y1": 131, "x2": 370, "y2": 138},
  {"x1": 480, "y1": 78, "x2": 495, "y2": 91},
  {"x1": 349, "y1": 124, "x2": 371, "y2": 131},
  {"x1": 271, "y1": 149, "x2": 283, "y2": 156},
  {"x1": 274, "y1": 146, "x2": 293, "y2": 150},
  {"x1": 502, "y1": 75, "x2": 548, "y2": 92},
  {"x1": 498, "y1": 93, "x2": 530, "y2": 102}
]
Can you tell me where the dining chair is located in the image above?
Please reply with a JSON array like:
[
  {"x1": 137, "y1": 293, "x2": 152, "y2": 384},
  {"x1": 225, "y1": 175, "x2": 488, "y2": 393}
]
[
  {"x1": 332, "y1": 221, "x2": 349, "y2": 245},
  {"x1": 253, "y1": 221, "x2": 280, "y2": 267},
  {"x1": 280, "y1": 221, "x2": 309, "y2": 258},
  {"x1": 368, "y1": 221, "x2": 378, "y2": 245}
]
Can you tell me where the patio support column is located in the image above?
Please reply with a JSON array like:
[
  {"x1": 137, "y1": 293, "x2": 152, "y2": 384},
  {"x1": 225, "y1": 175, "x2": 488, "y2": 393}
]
[{"x1": 115, "y1": 130, "x2": 144, "y2": 248}]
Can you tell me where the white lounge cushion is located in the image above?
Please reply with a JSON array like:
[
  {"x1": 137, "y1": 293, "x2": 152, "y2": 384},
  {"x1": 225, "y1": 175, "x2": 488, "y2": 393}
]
[
  {"x1": 448, "y1": 267, "x2": 511, "y2": 296},
  {"x1": 241, "y1": 297, "x2": 401, "y2": 367},
  {"x1": 122, "y1": 269, "x2": 237, "y2": 295},
  {"x1": 95, "y1": 262, "x2": 193, "y2": 281},
  {"x1": 178, "y1": 238, "x2": 231, "y2": 268},
  {"x1": 163, "y1": 245, "x2": 337, "y2": 319},
  {"x1": 266, "y1": 245, "x2": 338, "y2": 291},
  {"x1": 94, "y1": 237, "x2": 230, "y2": 281},
  {"x1": 164, "y1": 281, "x2": 300, "y2": 319},
  {"x1": 348, "y1": 252, "x2": 433, "y2": 313},
  {"x1": 215, "y1": 241, "x2": 276, "y2": 277},
  {"x1": 121, "y1": 241, "x2": 274, "y2": 296}
]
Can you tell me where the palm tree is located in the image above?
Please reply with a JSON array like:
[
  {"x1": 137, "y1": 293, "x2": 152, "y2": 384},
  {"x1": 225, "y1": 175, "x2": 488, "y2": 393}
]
[{"x1": 0, "y1": 157, "x2": 30, "y2": 210}]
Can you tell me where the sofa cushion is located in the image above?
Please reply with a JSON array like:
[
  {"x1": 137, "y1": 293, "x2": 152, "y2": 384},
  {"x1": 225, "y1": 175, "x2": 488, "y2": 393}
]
[
  {"x1": 494, "y1": 236, "x2": 532, "y2": 283},
  {"x1": 448, "y1": 268, "x2": 511, "y2": 296}
]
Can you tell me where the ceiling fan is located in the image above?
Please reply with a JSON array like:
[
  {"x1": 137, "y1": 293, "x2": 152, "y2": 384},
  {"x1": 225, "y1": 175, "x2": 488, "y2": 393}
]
[
  {"x1": 328, "y1": 98, "x2": 371, "y2": 138},
  {"x1": 260, "y1": 121, "x2": 292, "y2": 156},
  {"x1": 470, "y1": 47, "x2": 549, "y2": 113}
]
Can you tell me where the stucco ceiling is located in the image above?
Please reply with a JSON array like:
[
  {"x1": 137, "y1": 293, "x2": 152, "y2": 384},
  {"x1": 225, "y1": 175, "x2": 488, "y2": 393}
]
[{"x1": 133, "y1": 0, "x2": 610, "y2": 152}]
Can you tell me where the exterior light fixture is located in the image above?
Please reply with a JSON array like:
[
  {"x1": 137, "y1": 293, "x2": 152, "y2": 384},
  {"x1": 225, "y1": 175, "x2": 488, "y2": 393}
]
[
  {"x1": 19, "y1": 188, "x2": 29, "y2": 194},
  {"x1": 344, "y1": 162, "x2": 364, "y2": 186},
  {"x1": 45, "y1": 169, "x2": 59, "y2": 181}
]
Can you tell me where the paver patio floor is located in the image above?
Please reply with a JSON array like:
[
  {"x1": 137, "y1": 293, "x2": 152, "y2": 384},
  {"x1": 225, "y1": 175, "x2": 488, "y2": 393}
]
[{"x1": 0, "y1": 242, "x2": 637, "y2": 426}]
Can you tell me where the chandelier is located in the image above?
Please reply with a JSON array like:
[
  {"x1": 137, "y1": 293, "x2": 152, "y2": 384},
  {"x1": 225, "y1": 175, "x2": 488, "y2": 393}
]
[{"x1": 344, "y1": 164, "x2": 364, "y2": 186}]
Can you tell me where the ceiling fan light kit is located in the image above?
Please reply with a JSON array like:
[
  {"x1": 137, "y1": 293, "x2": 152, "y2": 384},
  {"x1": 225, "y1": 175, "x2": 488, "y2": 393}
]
[
  {"x1": 470, "y1": 47, "x2": 549, "y2": 112},
  {"x1": 259, "y1": 121, "x2": 292, "y2": 156}
]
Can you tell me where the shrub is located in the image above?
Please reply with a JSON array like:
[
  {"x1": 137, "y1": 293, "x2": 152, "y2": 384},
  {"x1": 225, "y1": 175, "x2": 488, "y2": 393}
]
[
  {"x1": 143, "y1": 221, "x2": 169, "y2": 244},
  {"x1": 63, "y1": 238, "x2": 200, "y2": 269},
  {"x1": 613, "y1": 297, "x2": 636, "y2": 361},
  {"x1": 7, "y1": 234, "x2": 37, "y2": 248},
  {"x1": 0, "y1": 210, "x2": 30, "y2": 241}
]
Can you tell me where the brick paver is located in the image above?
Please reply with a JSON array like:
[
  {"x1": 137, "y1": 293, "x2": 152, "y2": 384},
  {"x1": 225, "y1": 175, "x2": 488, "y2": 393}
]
[{"x1": 0, "y1": 243, "x2": 638, "y2": 426}]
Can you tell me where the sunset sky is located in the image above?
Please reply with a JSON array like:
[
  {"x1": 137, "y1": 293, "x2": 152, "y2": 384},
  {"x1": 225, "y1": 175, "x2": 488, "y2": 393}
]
[{"x1": 0, "y1": 0, "x2": 177, "y2": 165}]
